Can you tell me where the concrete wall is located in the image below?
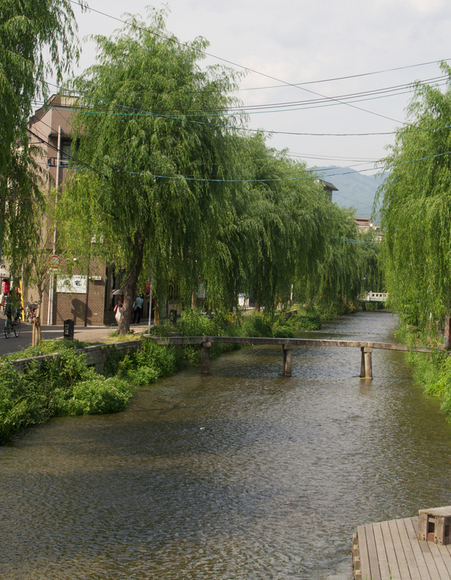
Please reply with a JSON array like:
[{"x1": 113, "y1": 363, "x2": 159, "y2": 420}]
[{"x1": 8, "y1": 340, "x2": 143, "y2": 374}]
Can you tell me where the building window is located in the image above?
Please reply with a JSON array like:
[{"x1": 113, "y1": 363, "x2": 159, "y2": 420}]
[{"x1": 60, "y1": 140, "x2": 72, "y2": 166}]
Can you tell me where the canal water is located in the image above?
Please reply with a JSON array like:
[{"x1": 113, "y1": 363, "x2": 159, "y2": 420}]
[{"x1": 2, "y1": 311, "x2": 451, "y2": 579}]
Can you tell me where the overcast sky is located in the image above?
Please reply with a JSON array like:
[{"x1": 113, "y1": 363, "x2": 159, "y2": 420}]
[{"x1": 64, "y1": 0, "x2": 451, "y2": 182}]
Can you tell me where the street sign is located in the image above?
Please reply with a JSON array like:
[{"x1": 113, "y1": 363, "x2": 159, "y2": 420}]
[{"x1": 49, "y1": 255, "x2": 60, "y2": 269}]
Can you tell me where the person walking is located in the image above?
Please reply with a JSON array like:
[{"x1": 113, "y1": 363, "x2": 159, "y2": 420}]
[
  {"x1": 132, "y1": 295, "x2": 144, "y2": 324},
  {"x1": 114, "y1": 296, "x2": 123, "y2": 326}
]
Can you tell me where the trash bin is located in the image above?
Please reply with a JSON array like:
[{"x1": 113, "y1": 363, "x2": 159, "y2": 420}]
[{"x1": 64, "y1": 319, "x2": 74, "y2": 340}]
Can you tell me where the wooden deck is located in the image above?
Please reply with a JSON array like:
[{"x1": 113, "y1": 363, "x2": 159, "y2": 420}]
[{"x1": 353, "y1": 516, "x2": 451, "y2": 579}]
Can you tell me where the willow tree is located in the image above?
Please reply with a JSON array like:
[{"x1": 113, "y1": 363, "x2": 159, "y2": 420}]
[
  {"x1": 308, "y1": 205, "x2": 383, "y2": 313},
  {"x1": 62, "y1": 9, "x2": 240, "y2": 333},
  {"x1": 0, "y1": 0, "x2": 82, "y2": 269},
  {"x1": 206, "y1": 132, "x2": 332, "y2": 311},
  {"x1": 378, "y1": 62, "x2": 451, "y2": 333}
]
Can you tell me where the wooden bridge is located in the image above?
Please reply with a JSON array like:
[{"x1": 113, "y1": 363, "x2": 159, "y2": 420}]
[{"x1": 148, "y1": 336, "x2": 438, "y2": 379}]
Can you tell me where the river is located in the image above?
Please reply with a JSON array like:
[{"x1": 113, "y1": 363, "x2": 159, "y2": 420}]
[{"x1": 2, "y1": 311, "x2": 451, "y2": 580}]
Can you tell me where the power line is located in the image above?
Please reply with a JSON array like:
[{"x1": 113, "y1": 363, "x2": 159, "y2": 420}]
[
  {"x1": 239, "y1": 59, "x2": 451, "y2": 91},
  {"x1": 56, "y1": 149, "x2": 450, "y2": 184},
  {"x1": 225, "y1": 76, "x2": 448, "y2": 112},
  {"x1": 47, "y1": 94, "x2": 451, "y2": 138}
]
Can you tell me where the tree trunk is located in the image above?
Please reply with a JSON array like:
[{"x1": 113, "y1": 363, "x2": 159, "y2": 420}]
[
  {"x1": 118, "y1": 236, "x2": 144, "y2": 335},
  {"x1": 154, "y1": 298, "x2": 160, "y2": 326}
]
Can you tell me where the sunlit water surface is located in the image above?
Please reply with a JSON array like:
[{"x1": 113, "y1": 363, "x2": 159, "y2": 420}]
[{"x1": 2, "y1": 311, "x2": 451, "y2": 579}]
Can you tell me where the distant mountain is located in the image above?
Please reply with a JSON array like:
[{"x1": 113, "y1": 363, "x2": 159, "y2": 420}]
[{"x1": 315, "y1": 166, "x2": 389, "y2": 220}]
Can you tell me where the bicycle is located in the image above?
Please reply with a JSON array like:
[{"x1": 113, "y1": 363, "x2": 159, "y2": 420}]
[{"x1": 4, "y1": 317, "x2": 21, "y2": 338}]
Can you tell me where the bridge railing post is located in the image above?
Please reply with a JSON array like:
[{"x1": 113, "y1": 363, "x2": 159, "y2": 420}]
[
  {"x1": 201, "y1": 341, "x2": 211, "y2": 375},
  {"x1": 360, "y1": 346, "x2": 373, "y2": 380},
  {"x1": 282, "y1": 344, "x2": 293, "y2": 377}
]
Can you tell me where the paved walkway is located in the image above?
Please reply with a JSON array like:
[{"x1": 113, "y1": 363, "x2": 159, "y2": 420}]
[{"x1": 0, "y1": 316, "x2": 151, "y2": 357}]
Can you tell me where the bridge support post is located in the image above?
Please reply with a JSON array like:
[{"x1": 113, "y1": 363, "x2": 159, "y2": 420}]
[
  {"x1": 282, "y1": 344, "x2": 293, "y2": 377},
  {"x1": 360, "y1": 346, "x2": 373, "y2": 380},
  {"x1": 201, "y1": 341, "x2": 211, "y2": 375}
]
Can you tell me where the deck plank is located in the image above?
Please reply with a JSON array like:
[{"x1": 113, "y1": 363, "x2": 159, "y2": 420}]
[
  {"x1": 437, "y1": 544, "x2": 451, "y2": 576},
  {"x1": 403, "y1": 517, "x2": 432, "y2": 580},
  {"x1": 426, "y1": 541, "x2": 451, "y2": 579},
  {"x1": 395, "y1": 518, "x2": 423, "y2": 580},
  {"x1": 388, "y1": 520, "x2": 418, "y2": 580},
  {"x1": 381, "y1": 520, "x2": 402, "y2": 580},
  {"x1": 365, "y1": 523, "x2": 382, "y2": 580},
  {"x1": 373, "y1": 521, "x2": 393, "y2": 580},
  {"x1": 357, "y1": 525, "x2": 371, "y2": 580},
  {"x1": 417, "y1": 530, "x2": 441, "y2": 579}
]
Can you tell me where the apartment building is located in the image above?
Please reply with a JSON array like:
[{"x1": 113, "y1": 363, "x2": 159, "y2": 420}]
[{"x1": 25, "y1": 93, "x2": 123, "y2": 326}]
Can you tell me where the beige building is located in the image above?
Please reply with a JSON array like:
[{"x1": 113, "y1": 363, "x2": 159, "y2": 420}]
[{"x1": 25, "y1": 94, "x2": 132, "y2": 326}]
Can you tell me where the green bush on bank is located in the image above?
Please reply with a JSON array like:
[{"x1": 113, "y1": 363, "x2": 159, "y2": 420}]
[
  {"x1": 0, "y1": 338, "x2": 181, "y2": 443},
  {"x1": 392, "y1": 322, "x2": 451, "y2": 419},
  {"x1": 408, "y1": 351, "x2": 451, "y2": 418},
  {"x1": 152, "y1": 306, "x2": 321, "y2": 340}
]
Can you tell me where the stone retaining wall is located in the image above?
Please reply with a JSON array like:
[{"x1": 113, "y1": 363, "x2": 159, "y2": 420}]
[{"x1": 7, "y1": 340, "x2": 143, "y2": 374}]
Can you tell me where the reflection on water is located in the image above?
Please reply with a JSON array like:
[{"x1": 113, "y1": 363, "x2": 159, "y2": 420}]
[{"x1": 2, "y1": 311, "x2": 451, "y2": 579}]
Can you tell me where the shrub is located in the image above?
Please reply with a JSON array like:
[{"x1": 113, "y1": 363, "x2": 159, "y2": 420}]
[
  {"x1": 239, "y1": 313, "x2": 273, "y2": 337},
  {"x1": 52, "y1": 377, "x2": 132, "y2": 416},
  {"x1": 176, "y1": 308, "x2": 220, "y2": 337}
]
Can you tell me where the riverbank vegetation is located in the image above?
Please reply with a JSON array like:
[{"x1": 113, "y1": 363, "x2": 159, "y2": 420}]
[
  {"x1": 0, "y1": 307, "x2": 325, "y2": 443},
  {"x1": 377, "y1": 62, "x2": 451, "y2": 419}
]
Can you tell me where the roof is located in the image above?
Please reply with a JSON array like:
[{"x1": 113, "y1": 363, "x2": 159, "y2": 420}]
[{"x1": 318, "y1": 179, "x2": 338, "y2": 192}]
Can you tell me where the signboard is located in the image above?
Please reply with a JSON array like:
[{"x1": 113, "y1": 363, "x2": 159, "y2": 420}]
[
  {"x1": 57, "y1": 275, "x2": 87, "y2": 294},
  {"x1": 49, "y1": 255, "x2": 61, "y2": 269}
]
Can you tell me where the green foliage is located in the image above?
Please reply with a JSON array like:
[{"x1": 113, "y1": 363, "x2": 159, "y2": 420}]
[
  {"x1": 408, "y1": 351, "x2": 451, "y2": 418},
  {"x1": 208, "y1": 132, "x2": 334, "y2": 311},
  {"x1": 52, "y1": 377, "x2": 131, "y2": 416},
  {"x1": 104, "y1": 340, "x2": 182, "y2": 387},
  {"x1": 271, "y1": 317, "x2": 294, "y2": 338},
  {"x1": 60, "y1": 8, "x2": 240, "y2": 334},
  {"x1": 377, "y1": 62, "x2": 451, "y2": 331},
  {"x1": 0, "y1": 335, "x2": 190, "y2": 443},
  {"x1": 0, "y1": 344, "x2": 131, "y2": 442},
  {"x1": 286, "y1": 309, "x2": 322, "y2": 330},
  {"x1": 383, "y1": 320, "x2": 451, "y2": 421},
  {"x1": 239, "y1": 313, "x2": 273, "y2": 337},
  {"x1": 5, "y1": 338, "x2": 92, "y2": 360},
  {"x1": 177, "y1": 308, "x2": 221, "y2": 337},
  {"x1": 0, "y1": 0, "x2": 82, "y2": 270}
]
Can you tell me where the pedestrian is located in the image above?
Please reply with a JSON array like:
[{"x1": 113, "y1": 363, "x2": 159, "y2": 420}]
[
  {"x1": 114, "y1": 296, "x2": 123, "y2": 326},
  {"x1": 132, "y1": 295, "x2": 144, "y2": 324}
]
